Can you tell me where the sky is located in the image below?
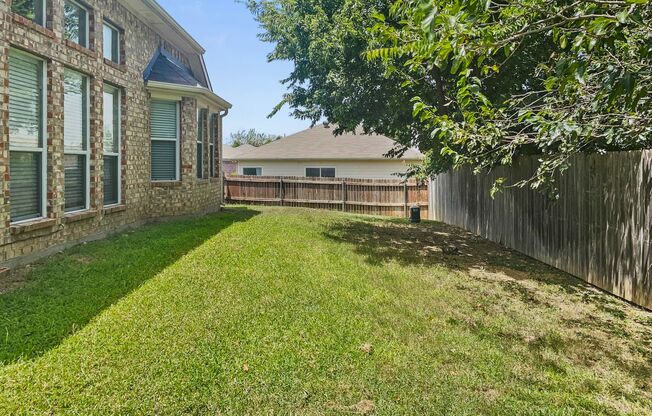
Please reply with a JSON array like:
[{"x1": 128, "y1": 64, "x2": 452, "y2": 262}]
[{"x1": 157, "y1": 0, "x2": 311, "y2": 142}]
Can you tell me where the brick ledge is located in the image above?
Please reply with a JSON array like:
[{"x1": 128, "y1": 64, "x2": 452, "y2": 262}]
[
  {"x1": 152, "y1": 181, "x2": 182, "y2": 189},
  {"x1": 64, "y1": 210, "x2": 98, "y2": 224},
  {"x1": 103, "y1": 204, "x2": 127, "y2": 215},
  {"x1": 103, "y1": 58, "x2": 127, "y2": 72},
  {"x1": 11, "y1": 13, "x2": 56, "y2": 39},
  {"x1": 65, "y1": 39, "x2": 97, "y2": 58},
  {"x1": 10, "y1": 218, "x2": 57, "y2": 235}
]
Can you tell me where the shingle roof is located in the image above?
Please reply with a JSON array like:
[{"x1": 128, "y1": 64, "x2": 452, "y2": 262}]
[
  {"x1": 144, "y1": 48, "x2": 203, "y2": 87},
  {"x1": 232, "y1": 125, "x2": 423, "y2": 161},
  {"x1": 223, "y1": 144, "x2": 256, "y2": 160}
]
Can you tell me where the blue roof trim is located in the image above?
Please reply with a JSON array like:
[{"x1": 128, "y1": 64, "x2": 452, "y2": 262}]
[{"x1": 143, "y1": 47, "x2": 202, "y2": 87}]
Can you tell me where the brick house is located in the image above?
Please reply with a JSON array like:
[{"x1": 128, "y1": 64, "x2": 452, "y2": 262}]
[{"x1": 0, "y1": 0, "x2": 231, "y2": 268}]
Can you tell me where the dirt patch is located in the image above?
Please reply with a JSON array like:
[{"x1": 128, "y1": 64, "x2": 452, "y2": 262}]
[{"x1": 0, "y1": 267, "x2": 31, "y2": 295}]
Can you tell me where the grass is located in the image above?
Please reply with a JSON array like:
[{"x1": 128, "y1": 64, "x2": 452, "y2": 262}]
[{"x1": 0, "y1": 206, "x2": 651, "y2": 415}]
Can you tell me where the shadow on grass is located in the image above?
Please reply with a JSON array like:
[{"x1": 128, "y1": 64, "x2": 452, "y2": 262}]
[
  {"x1": 0, "y1": 207, "x2": 259, "y2": 366},
  {"x1": 323, "y1": 216, "x2": 652, "y2": 388}
]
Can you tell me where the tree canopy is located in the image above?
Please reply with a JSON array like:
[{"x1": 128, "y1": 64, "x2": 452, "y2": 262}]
[
  {"x1": 230, "y1": 129, "x2": 282, "y2": 147},
  {"x1": 249, "y1": 0, "x2": 652, "y2": 193}
]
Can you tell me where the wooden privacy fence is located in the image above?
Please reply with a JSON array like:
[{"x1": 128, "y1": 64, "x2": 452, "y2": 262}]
[
  {"x1": 225, "y1": 176, "x2": 429, "y2": 218},
  {"x1": 429, "y1": 150, "x2": 652, "y2": 310}
]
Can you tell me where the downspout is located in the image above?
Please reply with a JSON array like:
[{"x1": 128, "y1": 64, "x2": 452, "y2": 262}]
[{"x1": 218, "y1": 109, "x2": 229, "y2": 208}]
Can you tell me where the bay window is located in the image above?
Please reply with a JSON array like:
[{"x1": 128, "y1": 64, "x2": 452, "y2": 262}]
[
  {"x1": 63, "y1": 69, "x2": 90, "y2": 213},
  {"x1": 8, "y1": 49, "x2": 46, "y2": 223},
  {"x1": 197, "y1": 109, "x2": 206, "y2": 179},
  {"x1": 150, "y1": 100, "x2": 179, "y2": 181},
  {"x1": 103, "y1": 84, "x2": 121, "y2": 206},
  {"x1": 209, "y1": 114, "x2": 217, "y2": 177}
]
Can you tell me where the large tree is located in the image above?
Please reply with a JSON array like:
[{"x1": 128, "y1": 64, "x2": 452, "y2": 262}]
[{"x1": 249, "y1": 0, "x2": 651, "y2": 192}]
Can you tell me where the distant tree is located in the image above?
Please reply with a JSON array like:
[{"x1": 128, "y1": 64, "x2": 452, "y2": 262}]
[{"x1": 230, "y1": 129, "x2": 282, "y2": 147}]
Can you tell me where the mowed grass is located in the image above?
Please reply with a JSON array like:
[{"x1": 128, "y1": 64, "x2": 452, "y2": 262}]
[{"x1": 1, "y1": 207, "x2": 651, "y2": 415}]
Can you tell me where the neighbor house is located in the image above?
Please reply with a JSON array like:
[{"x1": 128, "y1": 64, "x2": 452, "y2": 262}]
[
  {"x1": 228, "y1": 124, "x2": 423, "y2": 179},
  {"x1": 0, "y1": 0, "x2": 231, "y2": 267},
  {"x1": 223, "y1": 144, "x2": 254, "y2": 177}
]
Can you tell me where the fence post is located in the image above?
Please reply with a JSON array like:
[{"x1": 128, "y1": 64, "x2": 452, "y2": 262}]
[
  {"x1": 342, "y1": 181, "x2": 347, "y2": 212},
  {"x1": 403, "y1": 182, "x2": 408, "y2": 218},
  {"x1": 279, "y1": 178, "x2": 284, "y2": 206}
]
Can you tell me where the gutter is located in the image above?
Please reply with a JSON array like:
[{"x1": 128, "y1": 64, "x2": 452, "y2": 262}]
[
  {"x1": 141, "y1": 0, "x2": 205, "y2": 54},
  {"x1": 146, "y1": 80, "x2": 232, "y2": 110}
]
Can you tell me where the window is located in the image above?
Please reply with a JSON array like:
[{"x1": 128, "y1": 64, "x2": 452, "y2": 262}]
[
  {"x1": 12, "y1": 0, "x2": 45, "y2": 25},
  {"x1": 103, "y1": 22, "x2": 120, "y2": 63},
  {"x1": 197, "y1": 109, "x2": 206, "y2": 179},
  {"x1": 306, "y1": 167, "x2": 336, "y2": 178},
  {"x1": 150, "y1": 100, "x2": 179, "y2": 181},
  {"x1": 103, "y1": 84, "x2": 120, "y2": 206},
  {"x1": 242, "y1": 167, "x2": 262, "y2": 176},
  {"x1": 8, "y1": 49, "x2": 46, "y2": 223},
  {"x1": 63, "y1": 69, "x2": 90, "y2": 213},
  {"x1": 209, "y1": 114, "x2": 217, "y2": 177},
  {"x1": 64, "y1": 1, "x2": 88, "y2": 48}
]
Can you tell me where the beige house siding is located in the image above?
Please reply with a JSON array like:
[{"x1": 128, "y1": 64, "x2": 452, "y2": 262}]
[{"x1": 236, "y1": 160, "x2": 417, "y2": 179}]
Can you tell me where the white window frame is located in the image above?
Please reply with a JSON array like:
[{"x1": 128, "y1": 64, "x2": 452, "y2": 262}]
[
  {"x1": 63, "y1": 68, "x2": 91, "y2": 214},
  {"x1": 151, "y1": 100, "x2": 180, "y2": 182},
  {"x1": 103, "y1": 84, "x2": 121, "y2": 207},
  {"x1": 64, "y1": 0, "x2": 90, "y2": 48},
  {"x1": 103, "y1": 20, "x2": 120, "y2": 64},
  {"x1": 209, "y1": 114, "x2": 217, "y2": 178},
  {"x1": 241, "y1": 166, "x2": 263, "y2": 176},
  {"x1": 197, "y1": 108, "x2": 206, "y2": 179},
  {"x1": 305, "y1": 166, "x2": 336, "y2": 178},
  {"x1": 9, "y1": 49, "x2": 48, "y2": 225}
]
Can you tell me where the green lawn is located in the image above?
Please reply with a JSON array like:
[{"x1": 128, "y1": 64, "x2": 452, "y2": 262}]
[{"x1": 1, "y1": 207, "x2": 651, "y2": 415}]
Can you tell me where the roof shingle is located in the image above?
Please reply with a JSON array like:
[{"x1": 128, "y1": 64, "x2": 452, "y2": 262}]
[{"x1": 231, "y1": 125, "x2": 423, "y2": 161}]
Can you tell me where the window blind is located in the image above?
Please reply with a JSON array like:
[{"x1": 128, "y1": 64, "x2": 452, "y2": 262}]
[
  {"x1": 103, "y1": 156, "x2": 119, "y2": 206},
  {"x1": 9, "y1": 152, "x2": 41, "y2": 222},
  {"x1": 9, "y1": 49, "x2": 44, "y2": 222},
  {"x1": 151, "y1": 100, "x2": 178, "y2": 181},
  {"x1": 9, "y1": 52, "x2": 42, "y2": 148},
  {"x1": 64, "y1": 154, "x2": 86, "y2": 212},
  {"x1": 64, "y1": 69, "x2": 88, "y2": 212}
]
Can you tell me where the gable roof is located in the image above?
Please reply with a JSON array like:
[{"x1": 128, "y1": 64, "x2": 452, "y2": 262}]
[
  {"x1": 144, "y1": 48, "x2": 203, "y2": 87},
  {"x1": 223, "y1": 144, "x2": 256, "y2": 160},
  {"x1": 233, "y1": 125, "x2": 423, "y2": 161}
]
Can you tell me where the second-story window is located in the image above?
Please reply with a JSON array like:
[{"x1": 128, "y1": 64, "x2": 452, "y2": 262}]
[
  {"x1": 12, "y1": 0, "x2": 45, "y2": 25},
  {"x1": 103, "y1": 22, "x2": 120, "y2": 64},
  {"x1": 64, "y1": 1, "x2": 89, "y2": 48}
]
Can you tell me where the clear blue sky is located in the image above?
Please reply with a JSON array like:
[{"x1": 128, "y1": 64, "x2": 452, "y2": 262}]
[{"x1": 157, "y1": 0, "x2": 311, "y2": 141}]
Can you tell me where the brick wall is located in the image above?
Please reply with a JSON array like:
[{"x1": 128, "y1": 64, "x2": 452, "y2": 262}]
[{"x1": 0, "y1": 0, "x2": 226, "y2": 267}]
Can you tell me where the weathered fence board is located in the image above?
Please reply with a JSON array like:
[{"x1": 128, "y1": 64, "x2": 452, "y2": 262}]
[
  {"x1": 225, "y1": 176, "x2": 429, "y2": 218},
  {"x1": 429, "y1": 150, "x2": 652, "y2": 310}
]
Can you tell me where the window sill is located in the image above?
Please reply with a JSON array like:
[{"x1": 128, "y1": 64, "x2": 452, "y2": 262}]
[
  {"x1": 103, "y1": 204, "x2": 127, "y2": 215},
  {"x1": 152, "y1": 181, "x2": 182, "y2": 189},
  {"x1": 64, "y1": 39, "x2": 96, "y2": 58},
  {"x1": 63, "y1": 210, "x2": 98, "y2": 224},
  {"x1": 103, "y1": 58, "x2": 126, "y2": 72},
  {"x1": 10, "y1": 218, "x2": 57, "y2": 235},
  {"x1": 11, "y1": 13, "x2": 56, "y2": 38}
]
